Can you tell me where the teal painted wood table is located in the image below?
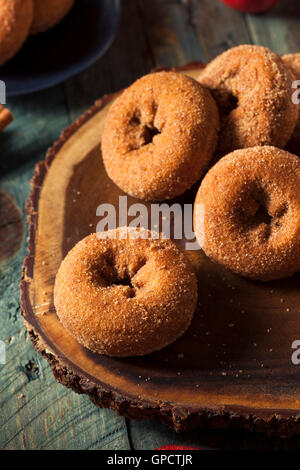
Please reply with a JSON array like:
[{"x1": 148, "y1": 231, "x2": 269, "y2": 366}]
[{"x1": 2, "y1": 0, "x2": 300, "y2": 450}]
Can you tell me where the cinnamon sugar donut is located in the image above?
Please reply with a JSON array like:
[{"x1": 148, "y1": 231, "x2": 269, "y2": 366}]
[
  {"x1": 101, "y1": 71, "x2": 219, "y2": 201},
  {"x1": 198, "y1": 45, "x2": 298, "y2": 157},
  {"x1": 194, "y1": 146, "x2": 300, "y2": 281},
  {"x1": 30, "y1": 0, "x2": 74, "y2": 34},
  {"x1": 282, "y1": 54, "x2": 300, "y2": 155},
  {"x1": 54, "y1": 228, "x2": 198, "y2": 357},
  {"x1": 0, "y1": 0, "x2": 33, "y2": 66}
]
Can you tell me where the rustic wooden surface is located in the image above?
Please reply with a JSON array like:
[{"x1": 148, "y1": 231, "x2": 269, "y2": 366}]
[{"x1": 2, "y1": 0, "x2": 300, "y2": 450}]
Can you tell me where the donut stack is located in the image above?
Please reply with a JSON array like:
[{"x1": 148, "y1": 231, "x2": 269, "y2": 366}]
[
  {"x1": 55, "y1": 45, "x2": 300, "y2": 357},
  {"x1": 0, "y1": 0, "x2": 75, "y2": 66},
  {"x1": 101, "y1": 44, "x2": 300, "y2": 283}
]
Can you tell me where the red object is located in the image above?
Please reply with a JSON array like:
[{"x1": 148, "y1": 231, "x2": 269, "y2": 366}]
[
  {"x1": 221, "y1": 0, "x2": 279, "y2": 13},
  {"x1": 155, "y1": 446, "x2": 201, "y2": 450}
]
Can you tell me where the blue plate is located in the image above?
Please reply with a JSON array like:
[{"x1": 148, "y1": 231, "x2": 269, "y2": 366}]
[{"x1": 0, "y1": 0, "x2": 121, "y2": 97}]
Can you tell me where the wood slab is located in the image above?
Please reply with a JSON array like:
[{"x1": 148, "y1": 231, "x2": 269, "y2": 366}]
[{"x1": 20, "y1": 63, "x2": 300, "y2": 438}]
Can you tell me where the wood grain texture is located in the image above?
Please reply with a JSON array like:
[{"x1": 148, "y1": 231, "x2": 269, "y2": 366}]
[
  {"x1": 20, "y1": 68, "x2": 300, "y2": 440},
  {"x1": 2, "y1": 0, "x2": 300, "y2": 450},
  {"x1": 0, "y1": 191, "x2": 23, "y2": 263},
  {"x1": 246, "y1": 1, "x2": 300, "y2": 54},
  {"x1": 0, "y1": 85, "x2": 129, "y2": 451}
]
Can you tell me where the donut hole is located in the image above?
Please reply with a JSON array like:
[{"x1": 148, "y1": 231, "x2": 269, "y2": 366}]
[
  {"x1": 111, "y1": 274, "x2": 134, "y2": 288},
  {"x1": 252, "y1": 198, "x2": 272, "y2": 227},
  {"x1": 94, "y1": 253, "x2": 148, "y2": 298},
  {"x1": 236, "y1": 186, "x2": 289, "y2": 238},
  {"x1": 142, "y1": 124, "x2": 161, "y2": 146},
  {"x1": 236, "y1": 187, "x2": 271, "y2": 232},
  {"x1": 128, "y1": 112, "x2": 161, "y2": 149},
  {"x1": 223, "y1": 94, "x2": 238, "y2": 116},
  {"x1": 213, "y1": 89, "x2": 238, "y2": 116}
]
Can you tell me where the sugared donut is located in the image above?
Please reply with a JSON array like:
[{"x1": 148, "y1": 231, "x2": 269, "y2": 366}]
[
  {"x1": 194, "y1": 146, "x2": 300, "y2": 281},
  {"x1": 0, "y1": 0, "x2": 33, "y2": 66},
  {"x1": 282, "y1": 53, "x2": 300, "y2": 155},
  {"x1": 54, "y1": 227, "x2": 198, "y2": 357},
  {"x1": 101, "y1": 71, "x2": 219, "y2": 201},
  {"x1": 198, "y1": 45, "x2": 298, "y2": 157},
  {"x1": 30, "y1": 0, "x2": 74, "y2": 35}
]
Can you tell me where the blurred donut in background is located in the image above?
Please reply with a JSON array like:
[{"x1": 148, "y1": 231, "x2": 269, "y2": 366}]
[
  {"x1": 0, "y1": 0, "x2": 33, "y2": 66},
  {"x1": 30, "y1": 0, "x2": 75, "y2": 35}
]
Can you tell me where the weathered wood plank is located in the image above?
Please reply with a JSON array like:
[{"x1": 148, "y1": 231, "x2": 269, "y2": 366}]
[
  {"x1": 0, "y1": 85, "x2": 130, "y2": 450},
  {"x1": 246, "y1": 1, "x2": 300, "y2": 54},
  {"x1": 2, "y1": 0, "x2": 300, "y2": 451},
  {"x1": 190, "y1": 0, "x2": 251, "y2": 60},
  {"x1": 136, "y1": 0, "x2": 205, "y2": 66}
]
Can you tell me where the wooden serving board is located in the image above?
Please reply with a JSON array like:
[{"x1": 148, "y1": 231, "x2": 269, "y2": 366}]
[{"x1": 20, "y1": 63, "x2": 300, "y2": 438}]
